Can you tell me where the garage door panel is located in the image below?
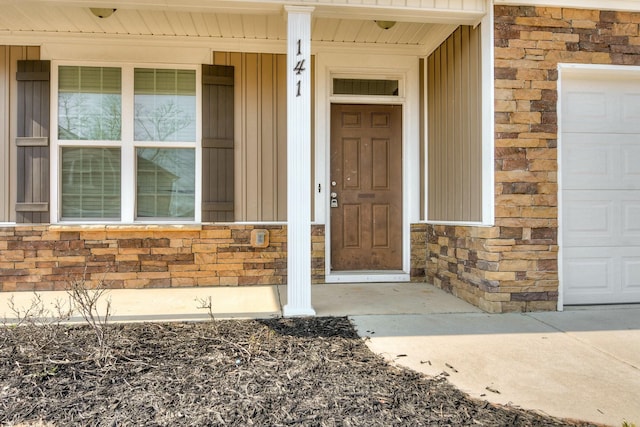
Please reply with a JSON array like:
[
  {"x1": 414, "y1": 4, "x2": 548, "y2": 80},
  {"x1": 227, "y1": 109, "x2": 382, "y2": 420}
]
[
  {"x1": 562, "y1": 134, "x2": 614, "y2": 189},
  {"x1": 564, "y1": 191, "x2": 640, "y2": 246},
  {"x1": 564, "y1": 248, "x2": 640, "y2": 304},
  {"x1": 563, "y1": 134, "x2": 640, "y2": 190},
  {"x1": 563, "y1": 252, "x2": 613, "y2": 292},
  {"x1": 623, "y1": 257, "x2": 640, "y2": 295},
  {"x1": 622, "y1": 200, "x2": 640, "y2": 240},
  {"x1": 563, "y1": 90, "x2": 608, "y2": 133},
  {"x1": 622, "y1": 93, "x2": 640, "y2": 128},
  {"x1": 622, "y1": 145, "x2": 640, "y2": 187},
  {"x1": 563, "y1": 77, "x2": 640, "y2": 134},
  {"x1": 563, "y1": 196, "x2": 614, "y2": 246}
]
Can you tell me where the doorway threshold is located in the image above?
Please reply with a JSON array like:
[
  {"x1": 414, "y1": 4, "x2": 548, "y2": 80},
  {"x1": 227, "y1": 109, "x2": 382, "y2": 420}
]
[{"x1": 325, "y1": 271, "x2": 410, "y2": 283}]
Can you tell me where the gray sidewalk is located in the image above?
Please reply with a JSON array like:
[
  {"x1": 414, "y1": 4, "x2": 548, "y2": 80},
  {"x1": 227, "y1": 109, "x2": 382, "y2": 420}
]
[{"x1": 352, "y1": 306, "x2": 640, "y2": 427}]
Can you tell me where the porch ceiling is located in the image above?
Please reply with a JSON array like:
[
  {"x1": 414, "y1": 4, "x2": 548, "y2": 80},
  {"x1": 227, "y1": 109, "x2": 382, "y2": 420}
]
[{"x1": 0, "y1": 1, "x2": 481, "y2": 53}]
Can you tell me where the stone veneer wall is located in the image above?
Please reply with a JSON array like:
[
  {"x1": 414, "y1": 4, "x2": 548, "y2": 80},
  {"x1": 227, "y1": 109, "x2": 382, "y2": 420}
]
[
  {"x1": 0, "y1": 225, "x2": 287, "y2": 291},
  {"x1": 427, "y1": 5, "x2": 640, "y2": 312},
  {"x1": 311, "y1": 225, "x2": 325, "y2": 283},
  {"x1": 410, "y1": 223, "x2": 428, "y2": 282},
  {"x1": 0, "y1": 223, "x2": 427, "y2": 292}
]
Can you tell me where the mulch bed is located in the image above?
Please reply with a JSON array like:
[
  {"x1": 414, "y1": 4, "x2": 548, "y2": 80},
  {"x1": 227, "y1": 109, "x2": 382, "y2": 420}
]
[{"x1": 1, "y1": 317, "x2": 599, "y2": 426}]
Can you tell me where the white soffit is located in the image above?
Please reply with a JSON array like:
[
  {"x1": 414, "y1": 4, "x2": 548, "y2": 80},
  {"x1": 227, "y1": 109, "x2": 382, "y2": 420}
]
[
  {"x1": 0, "y1": 2, "x2": 470, "y2": 53},
  {"x1": 494, "y1": 0, "x2": 640, "y2": 12}
]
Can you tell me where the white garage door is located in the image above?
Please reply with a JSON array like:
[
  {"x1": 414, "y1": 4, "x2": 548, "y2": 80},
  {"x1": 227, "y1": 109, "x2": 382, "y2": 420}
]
[{"x1": 561, "y1": 68, "x2": 640, "y2": 305}]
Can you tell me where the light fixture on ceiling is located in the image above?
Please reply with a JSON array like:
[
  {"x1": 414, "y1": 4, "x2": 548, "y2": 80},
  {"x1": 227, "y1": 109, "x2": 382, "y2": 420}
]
[
  {"x1": 375, "y1": 20, "x2": 396, "y2": 30},
  {"x1": 90, "y1": 8, "x2": 117, "y2": 18}
]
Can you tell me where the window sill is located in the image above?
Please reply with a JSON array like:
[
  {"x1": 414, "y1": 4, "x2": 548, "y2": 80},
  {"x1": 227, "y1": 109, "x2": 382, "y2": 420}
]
[{"x1": 48, "y1": 223, "x2": 203, "y2": 232}]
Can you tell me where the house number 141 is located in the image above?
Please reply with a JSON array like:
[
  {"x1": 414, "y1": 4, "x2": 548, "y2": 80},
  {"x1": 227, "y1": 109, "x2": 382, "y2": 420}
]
[{"x1": 293, "y1": 39, "x2": 306, "y2": 97}]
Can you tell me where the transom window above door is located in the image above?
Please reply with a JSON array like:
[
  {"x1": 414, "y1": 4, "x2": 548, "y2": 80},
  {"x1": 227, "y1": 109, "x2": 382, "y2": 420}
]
[
  {"x1": 53, "y1": 64, "x2": 199, "y2": 223},
  {"x1": 332, "y1": 78, "x2": 399, "y2": 96}
]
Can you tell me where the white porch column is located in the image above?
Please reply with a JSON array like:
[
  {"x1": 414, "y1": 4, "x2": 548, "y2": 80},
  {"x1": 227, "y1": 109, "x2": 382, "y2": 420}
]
[{"x1": 284, "y1": 5, "x2": 315, "y2": 317}]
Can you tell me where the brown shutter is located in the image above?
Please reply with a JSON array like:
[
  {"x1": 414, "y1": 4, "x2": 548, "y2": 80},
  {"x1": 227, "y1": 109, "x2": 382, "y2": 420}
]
[
  {"x1": 202, "y1": 64, "x2": 234, "y2": 222},
  {"x1": 16, "y1": 60, "x2": 50, "y2": 223}
]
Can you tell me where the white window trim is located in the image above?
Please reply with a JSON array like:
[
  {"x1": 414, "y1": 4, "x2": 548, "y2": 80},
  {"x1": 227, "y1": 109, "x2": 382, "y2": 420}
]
[{"x1": 50, "y1": 61, "x2": 202, "y2": 224}]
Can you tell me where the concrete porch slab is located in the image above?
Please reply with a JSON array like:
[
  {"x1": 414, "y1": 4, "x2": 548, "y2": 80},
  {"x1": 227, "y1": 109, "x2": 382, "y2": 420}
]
[{"x1": 0, "y1": 282, "x2": 476, "y2": 323}]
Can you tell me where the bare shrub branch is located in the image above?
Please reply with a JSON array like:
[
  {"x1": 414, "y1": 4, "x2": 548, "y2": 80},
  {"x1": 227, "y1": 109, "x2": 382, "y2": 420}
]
[{"x1": 66, "y1": 273, "x2": 113, "y2": 366}]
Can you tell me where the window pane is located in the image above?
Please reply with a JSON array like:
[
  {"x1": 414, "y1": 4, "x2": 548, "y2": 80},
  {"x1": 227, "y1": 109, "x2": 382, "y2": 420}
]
[
  {"x1": 134, "y1": 68, "x2": 196, "y2": 142},
  {"x1": 136, "y1": 148, "x2": 195, "y2": 219},
  {"x1": 58, "y1": 66, "x2": 121, "y2": 140},
  {"x1": 61, "y1": 147, "x2": 121, "y2": 219},
  {"x1": 333, "y1": 78, "x2": 399, "y2": 96}
]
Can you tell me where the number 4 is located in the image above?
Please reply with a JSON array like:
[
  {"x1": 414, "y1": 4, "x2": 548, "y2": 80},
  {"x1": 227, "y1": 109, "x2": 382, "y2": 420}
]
[{"x1": 293, "y1": 59, "x2": 306, "y2": 75}]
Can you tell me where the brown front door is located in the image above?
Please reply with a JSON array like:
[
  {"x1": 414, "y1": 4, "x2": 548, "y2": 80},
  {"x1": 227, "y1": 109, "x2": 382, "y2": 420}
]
[{"x1": 330, "y1": 104, "x2": 402, "y2": 271}]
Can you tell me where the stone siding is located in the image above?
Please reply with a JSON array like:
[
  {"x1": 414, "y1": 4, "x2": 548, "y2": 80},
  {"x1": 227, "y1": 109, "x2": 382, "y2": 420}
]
[
  {"x1": 311, "y1": 225, "x2": 326, "y2": 283},
  {"x1": 0, "y1": 222, "x2": 427, "y2": 291},
  {"x1": 0, "y1": 225, "x2": 287, "y2": 291},
  {"x1": 410, "y1": 223, "x2": 428, "y2": 282},
  {"x1": 427, "y1": 5, "x2": 640, "y2": 312}
]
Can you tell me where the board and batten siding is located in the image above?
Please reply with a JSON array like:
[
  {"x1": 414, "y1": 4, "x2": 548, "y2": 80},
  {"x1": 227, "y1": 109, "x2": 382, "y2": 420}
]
[
  {"x1": 213, "y1": 52, "x2": 287, "y2": 222},
  {"x1": 213, "y1": 52, "x2": 319, "y2": 222},
  {"x1": 0, "y1": 46, "x2": 41, "y2": 223},
  {"x1": 427, "y1": 25, "x2": 482, "y2": 222}
]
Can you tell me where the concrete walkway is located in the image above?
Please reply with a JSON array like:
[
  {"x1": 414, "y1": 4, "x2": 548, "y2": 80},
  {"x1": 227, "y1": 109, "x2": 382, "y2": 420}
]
[
  {"x1": 1, "y1": 283, "x2": 638, "y2": 426},
  {"x1": 351, "y1": 306, "x2": 640, "y2": 427}
]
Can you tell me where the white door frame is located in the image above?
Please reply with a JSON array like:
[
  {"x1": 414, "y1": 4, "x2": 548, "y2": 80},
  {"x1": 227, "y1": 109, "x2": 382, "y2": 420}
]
[{"x1": 315, "y1": 52, "x2": 420, "y2": 283}]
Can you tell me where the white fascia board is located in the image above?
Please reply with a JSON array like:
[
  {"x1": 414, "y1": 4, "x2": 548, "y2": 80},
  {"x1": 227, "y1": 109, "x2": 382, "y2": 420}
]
[
  {"x1": 1, "y1": 31, "x2": 285, "y2": 53},
  {"x1": 310, "y1": 6, "x2": 485, "y2": 25},
  {"x1": 1, "y1": 31, "x2": 429, "y2": 58},
  {"x1": 494, "y1": 0, "x2": 640, "y2": 12}
]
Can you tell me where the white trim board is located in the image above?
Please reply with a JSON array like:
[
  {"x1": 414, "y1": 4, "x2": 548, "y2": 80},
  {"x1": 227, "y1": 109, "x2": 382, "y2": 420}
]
[{"x1": 325, "y1": 272, "x2": 410, "y2": 284}]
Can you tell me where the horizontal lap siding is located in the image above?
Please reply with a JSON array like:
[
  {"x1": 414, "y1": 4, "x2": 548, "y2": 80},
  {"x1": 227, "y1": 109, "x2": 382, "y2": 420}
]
[{"x1": 427, "y1": 25, "x2": 482, "y2": 222}]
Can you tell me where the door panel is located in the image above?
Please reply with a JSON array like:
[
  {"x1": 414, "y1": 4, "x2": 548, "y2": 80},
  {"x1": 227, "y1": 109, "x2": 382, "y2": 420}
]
[{"x1": 330, "y1": 104, "x2": 402, "y2": 271}]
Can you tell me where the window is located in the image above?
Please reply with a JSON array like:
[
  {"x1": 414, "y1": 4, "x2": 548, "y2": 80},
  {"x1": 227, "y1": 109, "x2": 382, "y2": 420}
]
[
  {"x1": 54, "y1": 64, "x2": 199, "y2": 222},
  {"x1": 333, "y1": 78, "x2": 399, "y2": 96}
]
